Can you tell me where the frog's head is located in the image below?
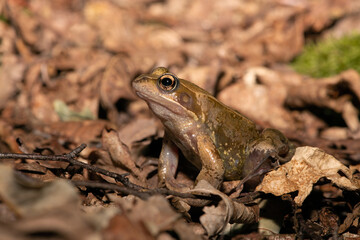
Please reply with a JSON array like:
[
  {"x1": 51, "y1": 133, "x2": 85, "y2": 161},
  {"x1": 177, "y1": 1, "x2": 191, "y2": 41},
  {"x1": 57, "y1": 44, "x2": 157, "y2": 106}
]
[{"x1": 132, "y1": 67, "x2": 209, "y2": 125}]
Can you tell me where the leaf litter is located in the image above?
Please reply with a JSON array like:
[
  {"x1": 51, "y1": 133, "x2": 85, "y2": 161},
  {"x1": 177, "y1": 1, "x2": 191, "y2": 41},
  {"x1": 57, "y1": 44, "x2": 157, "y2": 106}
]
[{"x1": 0, "y1": 0, "x2": 360, "y2": 239}]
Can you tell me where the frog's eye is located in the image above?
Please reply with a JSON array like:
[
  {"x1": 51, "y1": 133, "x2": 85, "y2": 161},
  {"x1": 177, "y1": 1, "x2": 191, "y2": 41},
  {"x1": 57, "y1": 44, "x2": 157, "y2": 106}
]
[{"x1": 157, "y1": 74, "x2": 179, "y2": 92}]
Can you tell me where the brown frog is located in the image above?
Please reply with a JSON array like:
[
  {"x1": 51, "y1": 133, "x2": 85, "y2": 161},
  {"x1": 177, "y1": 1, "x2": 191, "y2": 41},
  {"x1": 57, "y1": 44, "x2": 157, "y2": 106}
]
[{"x1": 132, "y1": 67, "x2": 294, "y2": 194}]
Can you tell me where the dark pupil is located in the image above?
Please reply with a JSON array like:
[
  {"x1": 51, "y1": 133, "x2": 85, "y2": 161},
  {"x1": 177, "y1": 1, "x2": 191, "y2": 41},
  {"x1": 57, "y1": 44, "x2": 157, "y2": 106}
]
[{"x1": 161, "y1": 77, "x2": 173, "y2": 87}]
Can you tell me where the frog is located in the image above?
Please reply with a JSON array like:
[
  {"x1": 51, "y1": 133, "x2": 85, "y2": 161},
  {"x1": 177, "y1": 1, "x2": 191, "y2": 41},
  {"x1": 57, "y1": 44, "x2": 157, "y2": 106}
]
[{"x1": 132, "y1": 67, "x2": 294, "y2": 196}]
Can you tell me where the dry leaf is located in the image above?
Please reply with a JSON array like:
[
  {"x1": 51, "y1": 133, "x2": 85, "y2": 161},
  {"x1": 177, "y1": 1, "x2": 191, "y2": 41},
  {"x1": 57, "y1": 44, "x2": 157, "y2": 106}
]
[
  {"x1": 338, "y1": 203, "x2": 360, "y2": 233},
  {"x1": 114, "y1": 195, "x2": 201, "y2": 240},
  {"x1": 103, "y1": 213, "x2": 154, "y2": 240},
  {"x1": 190, "y1": 180, "x2": 258, "y2": 236},
  {"x1": 0, "y1": 164, "x2": 79, "y2": 217},
  {"x1": 0, "y1": 55, "x2": 25, "y2": 109},
  {"x1": 256, "y1": 147, "x2": 360, "y2": 205},
  {"x1": 102, "y1": 128, "x2": 144, "y2": 181},
  {"x1": 218, "y1": 67, "x2": 296, "y2": 129},
  {"x1": 118, "y1": 118, "x2": 159, "y2": 148},
  {"x1": 46, "y1": 120, "x2": 108, "y2": 144}
]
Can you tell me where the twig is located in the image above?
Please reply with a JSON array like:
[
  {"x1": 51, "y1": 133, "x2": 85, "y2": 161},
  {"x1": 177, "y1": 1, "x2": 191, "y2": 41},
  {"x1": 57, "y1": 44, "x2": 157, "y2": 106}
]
[
  {"x1": 72, "y1": 180, "x2": 152, "y2": 199},
  {"x1": 72, "y1": 180, "x2": 198, "y2": 200},
  {"x1": 0, "y1": 143, "x2": 86, "y2": 160},
  {"x1": 1, "y1": 144, "x2": 202, "y2": 199},
  {"x1": 0, "y1": 144, "x2": 143, "y2": 190}
]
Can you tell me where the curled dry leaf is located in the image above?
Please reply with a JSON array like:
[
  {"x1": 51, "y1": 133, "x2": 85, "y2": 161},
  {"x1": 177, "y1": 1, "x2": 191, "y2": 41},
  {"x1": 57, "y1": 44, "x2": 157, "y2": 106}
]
[
  {"x1": 190, "y1": 180, "x2": 258, "y2": 237},
  {"x1": 256, "y1": 146, "x2": 360, "y2": 206},
  {"x1": 102, "y1": 128, "x2": 146, "y2": 182}
]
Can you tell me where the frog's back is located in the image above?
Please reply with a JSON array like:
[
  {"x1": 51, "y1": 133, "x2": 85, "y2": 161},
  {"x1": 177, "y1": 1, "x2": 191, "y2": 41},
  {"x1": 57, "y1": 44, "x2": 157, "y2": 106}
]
[{"x1": 201, "y1": 96, "x2": 260, "y2": 180}]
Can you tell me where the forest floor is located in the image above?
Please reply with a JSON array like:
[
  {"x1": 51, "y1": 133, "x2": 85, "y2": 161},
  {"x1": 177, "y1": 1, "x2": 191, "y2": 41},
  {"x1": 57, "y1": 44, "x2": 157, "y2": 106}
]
[{"x1": 0, "y1": 0, "x2": 359, "y2": 239}]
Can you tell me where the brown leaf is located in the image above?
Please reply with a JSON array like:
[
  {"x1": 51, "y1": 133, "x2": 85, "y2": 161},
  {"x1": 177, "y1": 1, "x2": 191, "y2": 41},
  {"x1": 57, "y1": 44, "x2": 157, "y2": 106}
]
[
  {"x1": 46, "y1": 120, "x2": 109, "y2": 144},
  {"x1": 256, "y1": 147, "x2": 360, "y2": 205},
  {"x1": 14, "y1": 162, "x2": 47, "y2": 174},
  {"x1": 191, "y1": 180, "x2": 258, "y2": 236},
  {"x1": 104, "y1": 213, "x2": 154, "y2": 240},
  {"x1": 102, "y1": 128, "x2": 145, "y2": 182},
  {"x1": 338, "y1": 203, "x2": 360, "y2": 233},
  {"x1": 0, "y1": 55, "x2": 25, "y2": 109},
  {"x1": 110, "y1": 195, "x2": 201, "y2": 239},
  {"x1": 218, "y1": 67, "x2": 296, "y2": 130},
  {"x1": 118, "y1": 118, "x2": 159, "y2": 147},
  {"x1": 0, "y1": 164, "x2": 79, "y2": 217}
]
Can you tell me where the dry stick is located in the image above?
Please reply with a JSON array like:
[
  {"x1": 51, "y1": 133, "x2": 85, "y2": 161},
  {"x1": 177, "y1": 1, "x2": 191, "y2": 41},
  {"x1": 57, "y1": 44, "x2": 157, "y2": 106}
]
[
  {"x1": 72, "y1": 180, "x2": 197, "y2": 200},
  {"x1": 0, "y1": 144, "x2": 142, "y2": 190},
  {"x1": 72, "y1": 180, "x2": 151, "y2": 199},
  {"x1": 0, "y1": 144, "x2": 200, "y2": 200}
]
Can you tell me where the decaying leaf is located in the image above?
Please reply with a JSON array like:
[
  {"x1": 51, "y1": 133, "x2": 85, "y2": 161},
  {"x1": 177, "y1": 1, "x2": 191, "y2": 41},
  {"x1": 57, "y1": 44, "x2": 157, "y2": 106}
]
[
  {"x1": 45, "y1": 120, "x2": 109, "y2": 144},
  {"x1": 110, "y1": 195, "x2": 201, "y2": 240},
  {"x1": 256, "y1": 147, "x2": 360, "y2": 205},
  {"x1": 118, "y1": 118, "x2": 159, "y2": 148},
  {"x1": 189, "y1": 180, "x2": 258, "y2": 236},
  {"x1": 103, "y1": 213, "x2": 155, "y2": 240},
  {"x1": 338, "y1": 203, "x2": 360, "y2": 233},
  {"x1": 102, "y1": 128, "x2": 145, "y2": 181},
  {"x1": 0, "y1": 164, "x2": 79, "y2": 217},
  {"x1": 0, "y1": 164, "x2": 123, "y2": 239},
  {"x1": 284, "y1": 70, "x2": 360, "y2": 133},
  {"x1": 0, "y1": 55, "x2": 25, "y2": 109},
  {"x1": 218, "y1": 67, "x2": 296, "y2": 130}
]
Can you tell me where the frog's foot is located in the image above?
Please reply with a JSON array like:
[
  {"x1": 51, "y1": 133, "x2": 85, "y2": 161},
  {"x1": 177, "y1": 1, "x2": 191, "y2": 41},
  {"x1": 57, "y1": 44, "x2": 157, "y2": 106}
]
[
  {"x1": 260, "y1": 128, "x2": 295, "y2": 163},
  {"x1": 277, "y1": 142, "x2": 296, "y2": 163},
  {"x1": 162, "y1": 177, "x2": 192, "y2": 193},
  {"x1": 270, "y1": 152, "x2": 289, "y2": 165},
  {"x1": 165, "y1": 182, "x2": 213, "y2": 207}
]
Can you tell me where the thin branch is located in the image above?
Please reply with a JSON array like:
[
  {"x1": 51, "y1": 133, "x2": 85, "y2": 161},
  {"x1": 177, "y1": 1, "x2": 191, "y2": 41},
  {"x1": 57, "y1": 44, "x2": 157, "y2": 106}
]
[
  {"x1": 72, "y1": 180, "x2": 152, "y2": 199},
  {"x1": 0, "y1": 143, "x2": 86, "y2": 161},
  {"x1": 72, "y1": 180, "x2": 198, "y2": 200},
  {"x1": 0, "y1": 144, "x2": 143, "y2": 190},
  {"x1": 1, "y1": 144, "x2": 203, "y2": 200}
]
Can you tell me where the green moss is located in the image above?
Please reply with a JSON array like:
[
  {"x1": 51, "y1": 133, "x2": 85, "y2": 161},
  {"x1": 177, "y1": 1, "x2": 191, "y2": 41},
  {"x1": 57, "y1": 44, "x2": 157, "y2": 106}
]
[
  {"x1": 291, "y1": 33, "x2": 360, "y2": 78},
  {"x1": 0, "y1": 15, "x2": 9, "y2": 23},
  {"x1": 53, "y1": 100, "x2": 95, "y2": 121}
]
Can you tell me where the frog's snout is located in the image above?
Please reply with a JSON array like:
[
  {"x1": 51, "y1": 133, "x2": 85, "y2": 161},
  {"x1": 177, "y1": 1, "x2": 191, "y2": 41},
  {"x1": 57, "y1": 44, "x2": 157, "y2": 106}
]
[
  {"x1": 131, "y1": 75, "x2": 156, "y2": 100},
  {"x1": 131, "y1": 75, "x2": 145, "y2": 91}
]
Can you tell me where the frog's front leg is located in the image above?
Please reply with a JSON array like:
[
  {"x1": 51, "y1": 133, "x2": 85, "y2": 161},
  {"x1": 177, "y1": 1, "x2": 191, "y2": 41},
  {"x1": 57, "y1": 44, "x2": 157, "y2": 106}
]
[
  {"x1": 158, "y1": 133, "x2": 190, "y2": 192},
  {"x1": 195, "y1": 135, "x2": 225, "y2": 190},
  {"x1": 158, "y1": 133, "x2": 225, "y2": 193}
]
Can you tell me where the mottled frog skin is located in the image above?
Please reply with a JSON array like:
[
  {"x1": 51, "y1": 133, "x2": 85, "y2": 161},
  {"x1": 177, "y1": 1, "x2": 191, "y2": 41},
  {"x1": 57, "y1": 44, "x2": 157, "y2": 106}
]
[{"x1": 132, "y1": 67, "x2": 294, "y2": 192}]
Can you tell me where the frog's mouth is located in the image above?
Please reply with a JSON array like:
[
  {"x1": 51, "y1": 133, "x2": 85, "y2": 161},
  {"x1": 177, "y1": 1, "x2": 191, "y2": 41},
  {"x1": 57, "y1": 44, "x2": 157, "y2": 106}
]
[{"x1": 134, "y1": 90, "x2": 187, "y2": 117}]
